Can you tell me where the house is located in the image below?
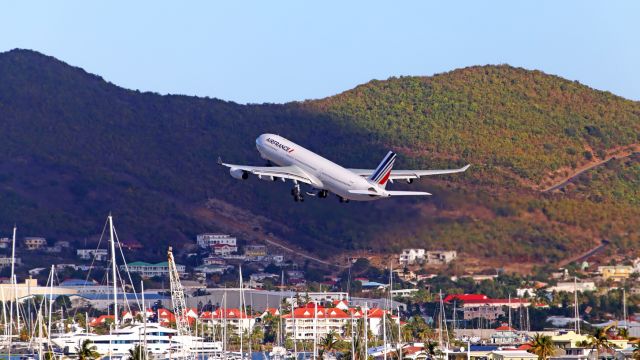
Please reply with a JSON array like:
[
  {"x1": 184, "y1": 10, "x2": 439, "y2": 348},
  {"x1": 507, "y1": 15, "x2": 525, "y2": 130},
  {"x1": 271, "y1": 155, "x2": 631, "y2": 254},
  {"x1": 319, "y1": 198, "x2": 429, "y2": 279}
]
[
  {"x1": 245, "y1": 245, "x2": 267, "y2": 260},
  {"x1": 460, "y1": 297, "x2": 534, "y2": 321},
  {"x1": 77, "y1": 249, "x2": 109, "y2": 261},
  {"x1": 551, "y1": 331, "x2": 591, "y2": 349},
  {"x1": 490, "y1": 325, "x2": 528, "y2": 344},
  {"x1": 425, "y1": 250, "x2": 457, "y2": 264},
  {"x1": 306, "y1": 292, "x2": 349, "y2": 303},
  {"x1": 0, "y1": 238, "x2": 10, "y2": 249},
  {"x1": 194, "y1": 264, "x2": 231, "y2": 274},
  {"x1": 203, "y1": 256, "x2": 226, "y2": 266},
  {"x1": 391, "y1": 288, "x2": 419, "y2": 298},
  {"x1": 197, "y1": 234, "x2": 237, "y2": 249},
  {"x1": 266, "y1": 254, "x2": 284, "y2": 264},
  {"x1": 547, "y1": 281, "x2": 596, "y2": 293},
  {"x1": 464, "y1": 304, "x2": 504, "y2": 321},
  {"x1": 200, "y1": 307, "x2": 255, "y2": 332},
  {"x1": 122, "y1": 261, "x2": 186, "y2": 278},
  {"x1": 598, "y1": 266, "x2": 634, "y2": 281},
  {"x1": 55, "y1": 241, "x2": 71, "y2": 248},
  {"x1": 489, "y1": 350, "x2": 538, "y2": 360},
  {"x1": 399, "y1": 249, "x2": 425, "y2": 266},
  {"x1": 212, "y1": 244, "x2": 238, "y2": 256},
  {"x1": 283, "y1": 304, "x2": 352, "y2": 340},
  {"x1": 24, "y1": 237, "x2": 47, "y2": 250},
  {"x1": 0, "y1": 256, "x2": 22, "y2": 268},
  {"x1": 366, "y1": 308, "x2": 399, "y2": 336},
  {"x1": 44, "y1": 245, "x2": 62, "y2": 253}
]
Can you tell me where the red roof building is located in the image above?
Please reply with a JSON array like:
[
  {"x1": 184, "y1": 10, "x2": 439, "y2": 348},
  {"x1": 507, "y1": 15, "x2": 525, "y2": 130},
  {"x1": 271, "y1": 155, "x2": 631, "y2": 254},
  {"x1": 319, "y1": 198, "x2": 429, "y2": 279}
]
[{"x1": 443, "y1": 294, "x2": 489, "y2": 303}]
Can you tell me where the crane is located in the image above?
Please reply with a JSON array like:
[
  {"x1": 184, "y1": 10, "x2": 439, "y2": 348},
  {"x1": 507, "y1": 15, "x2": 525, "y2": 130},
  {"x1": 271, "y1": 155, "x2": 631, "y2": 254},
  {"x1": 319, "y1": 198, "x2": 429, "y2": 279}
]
[{"x1": 167, "y1": 246, "x2": 195, "y2": 359}]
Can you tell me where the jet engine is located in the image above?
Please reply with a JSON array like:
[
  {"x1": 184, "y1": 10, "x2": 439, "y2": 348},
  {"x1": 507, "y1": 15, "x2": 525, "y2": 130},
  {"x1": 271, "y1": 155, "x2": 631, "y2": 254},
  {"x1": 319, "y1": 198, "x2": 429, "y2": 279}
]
[{"x1": 230, "y1": 168, "x2": 249, "y2": 180}]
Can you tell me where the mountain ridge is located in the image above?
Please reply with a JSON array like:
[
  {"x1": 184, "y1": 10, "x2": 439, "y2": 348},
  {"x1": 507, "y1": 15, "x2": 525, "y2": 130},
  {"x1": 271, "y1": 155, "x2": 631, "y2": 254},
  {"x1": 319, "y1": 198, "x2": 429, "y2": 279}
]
[{"x1": 0, "y1": 48, "x2": 638, "y2": 268}]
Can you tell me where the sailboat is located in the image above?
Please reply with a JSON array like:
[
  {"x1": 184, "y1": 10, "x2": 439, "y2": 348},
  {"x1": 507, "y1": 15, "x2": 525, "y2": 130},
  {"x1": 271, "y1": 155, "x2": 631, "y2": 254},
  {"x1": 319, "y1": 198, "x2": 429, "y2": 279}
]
[{"x1": 50, "y1": 215, "x2": 223, "y2": 358}]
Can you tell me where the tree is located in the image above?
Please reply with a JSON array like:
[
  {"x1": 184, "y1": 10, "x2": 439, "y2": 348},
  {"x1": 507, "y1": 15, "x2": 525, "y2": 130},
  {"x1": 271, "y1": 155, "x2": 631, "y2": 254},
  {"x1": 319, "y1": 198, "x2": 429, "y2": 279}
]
[
  {"x1": 319, "y1": 331, "x2": 339, "y2": 358},
  {"x1": 632, "y1": 341, "x2": 640, "y2": 360},
  {"x1": 585, "y1": 327, "x2": 615, "y2": 359},
  {"x1": 528, "y1": 333, "x2": 555, "y2": 360},
  {"x1": 128, "y1": 344, "x2": 150, "y2": 360},
  {"x1": 76, "y1": 339, "x2": 100, "y2": 360}
]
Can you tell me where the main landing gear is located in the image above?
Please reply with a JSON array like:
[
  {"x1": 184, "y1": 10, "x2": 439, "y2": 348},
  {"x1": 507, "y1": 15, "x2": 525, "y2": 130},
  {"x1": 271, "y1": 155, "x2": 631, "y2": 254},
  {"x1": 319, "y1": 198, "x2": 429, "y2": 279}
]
[
  {"x1": 338, "y1": 196, "x2": 349, "y2": 203},
  {"x1": 318, "y1": 190, "x2": 328, "y2": 198},
  {"x1": 291, "y1": 183, "x2": 304, "y2": 202}
]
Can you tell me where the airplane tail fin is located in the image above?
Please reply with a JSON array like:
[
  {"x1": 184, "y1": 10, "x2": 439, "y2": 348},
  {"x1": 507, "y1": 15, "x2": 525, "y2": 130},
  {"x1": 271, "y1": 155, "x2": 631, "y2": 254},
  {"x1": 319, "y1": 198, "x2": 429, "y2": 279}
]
[{"x1": 369, "y1": 151, "x2": 396, "y2": 188}]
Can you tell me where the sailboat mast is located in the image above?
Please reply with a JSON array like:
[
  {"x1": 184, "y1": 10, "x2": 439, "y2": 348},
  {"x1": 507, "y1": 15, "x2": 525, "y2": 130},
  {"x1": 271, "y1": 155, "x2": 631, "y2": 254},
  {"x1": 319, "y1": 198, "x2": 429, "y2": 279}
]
[
  {"x1": 291, "y1": 294, "x2": 297, "y2": 360},
  {"x1": 47, "y1": 265, "x2": 55, "y2": 344},
  {"x1": 623, "y1": 288, "x2": 627, "y2": 328},
  {"x1": 109, "y1": 214, "x2": 118, "y2": 328},
  {"x1": 239, "y1": 265, "x2": 243, "y2": 358},
  {"x1": 573, "y1": 277, "x2": 579, "y2": 334},
  {"x1": 364, "y1": 302, "x2": 368, "y2": 360},
  {"x1": 508, "y1": 294, "x2": 512, "y2": 329}
]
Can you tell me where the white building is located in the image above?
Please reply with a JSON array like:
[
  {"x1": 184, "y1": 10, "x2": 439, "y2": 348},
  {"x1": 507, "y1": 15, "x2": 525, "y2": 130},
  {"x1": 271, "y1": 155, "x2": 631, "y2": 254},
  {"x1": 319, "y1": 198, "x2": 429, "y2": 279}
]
[
  {"x1": 197, "y1": 234, "x2": 236, "y2": 248},
  {"x1": 200, "y1": 308, "x2": 255, "y2": 332},
  {"x1": 24, "y1": 237, "x2": 47, "y2": 250},
  {"x1": 77, "y1": 249, "x2": 109, "y2": 261},
  {"x1": 0, "y1": 256, "x2": 22, "y2": 268},
  {"x1": 547, "y1": 281, "x2": 596, "y2": 293},
  {"x1": 122, "y1": 261, "x2": 185, "y2": 278},
  {"x1": 399, "y1": 249, "x2": 426, "y2": 266},
  {"x1": 283, "y1": 305, "x2": 351, "y2": 340},
  {"x1": 212, "y1": 244, "x2": 238, "y2": 256},
  {"x1": 425, "y1": 250, "x2": 457, "y2": 264},
  {"x1": 0, "y1": 238, "x2": 11, "y2": 249}
]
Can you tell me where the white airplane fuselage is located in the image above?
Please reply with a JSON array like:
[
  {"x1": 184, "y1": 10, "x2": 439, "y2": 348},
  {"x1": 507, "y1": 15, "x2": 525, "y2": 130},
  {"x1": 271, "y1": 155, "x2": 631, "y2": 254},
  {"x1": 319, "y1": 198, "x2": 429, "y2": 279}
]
[{"x1": 255, "y1": 133, "x2": 380, "y2": 201}]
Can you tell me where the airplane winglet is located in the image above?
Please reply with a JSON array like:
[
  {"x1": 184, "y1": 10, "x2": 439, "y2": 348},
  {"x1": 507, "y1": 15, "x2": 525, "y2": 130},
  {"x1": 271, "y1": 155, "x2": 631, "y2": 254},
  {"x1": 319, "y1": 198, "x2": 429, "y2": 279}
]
[{"x1": 461, "y1": 164, "x2": 471, "y2": 171}]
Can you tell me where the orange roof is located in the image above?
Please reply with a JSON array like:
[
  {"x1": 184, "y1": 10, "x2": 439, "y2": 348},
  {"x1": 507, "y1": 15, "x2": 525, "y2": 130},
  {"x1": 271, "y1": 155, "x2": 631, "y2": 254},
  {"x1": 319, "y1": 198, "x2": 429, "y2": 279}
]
[
  {"x1": 200, "y1": 308, "x2": 252, "y2": 319},
  {"x1": 367, "y1": 308, "x2": 395, "y2": 319},
  {"x1": 89, "y1": 315, "x2": 115, "y2": 327},
  {"x1": 262, "y1": 308, "x2": 280, "y2": 317},
  {"x1": 282, "y1": 306, "x2": 350, "y2": 319},
  {"x1": 495, "y1": 325, "x2": 516, "y2": 331}
]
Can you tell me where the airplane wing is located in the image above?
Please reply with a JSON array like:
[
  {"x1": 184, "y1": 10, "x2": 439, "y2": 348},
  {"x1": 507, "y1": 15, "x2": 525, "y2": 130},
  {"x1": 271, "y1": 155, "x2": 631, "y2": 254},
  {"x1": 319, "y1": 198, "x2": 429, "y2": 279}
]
[
  {"x1": 349, "y1": 164, "x2": 470, "y2": 181},
  {"x1": 218, "y1": 159, "x2": 314, "y2": 185}
]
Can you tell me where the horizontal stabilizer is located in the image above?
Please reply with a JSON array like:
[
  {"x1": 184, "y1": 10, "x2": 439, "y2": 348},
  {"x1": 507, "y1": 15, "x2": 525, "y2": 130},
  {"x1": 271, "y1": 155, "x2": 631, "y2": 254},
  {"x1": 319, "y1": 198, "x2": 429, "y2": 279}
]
[{"x1": 348, "y1": 189, "x2": 380, "y2": 196}]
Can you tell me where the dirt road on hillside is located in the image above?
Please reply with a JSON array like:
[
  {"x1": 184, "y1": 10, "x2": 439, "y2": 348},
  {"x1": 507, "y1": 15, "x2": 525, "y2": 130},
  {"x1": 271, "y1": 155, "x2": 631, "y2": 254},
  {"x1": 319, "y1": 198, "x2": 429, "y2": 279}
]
[{"x1": 542, "y1": 146, "x2": 639, "y2": 192}]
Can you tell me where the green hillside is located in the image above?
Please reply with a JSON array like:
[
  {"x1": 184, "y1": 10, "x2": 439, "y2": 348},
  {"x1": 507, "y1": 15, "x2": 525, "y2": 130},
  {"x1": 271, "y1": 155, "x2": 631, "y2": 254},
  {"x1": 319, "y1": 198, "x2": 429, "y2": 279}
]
[{"x1": 0, "y1": 49, "x2": 638, "y2": 266}]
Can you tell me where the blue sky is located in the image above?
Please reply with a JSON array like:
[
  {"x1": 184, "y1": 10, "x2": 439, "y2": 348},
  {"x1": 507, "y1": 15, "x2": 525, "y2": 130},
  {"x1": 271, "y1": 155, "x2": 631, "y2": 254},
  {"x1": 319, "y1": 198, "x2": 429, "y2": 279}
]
[{"x1": 1, "y1": 1, "x2": 638, "y2": 104}]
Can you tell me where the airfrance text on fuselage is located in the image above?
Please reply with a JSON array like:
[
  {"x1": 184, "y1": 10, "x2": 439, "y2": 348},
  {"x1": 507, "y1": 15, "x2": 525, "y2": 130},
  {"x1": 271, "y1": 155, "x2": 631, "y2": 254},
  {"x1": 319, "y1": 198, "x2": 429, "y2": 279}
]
[{"x1": 267, "y1": 138, "x2": 294, "y2": 153}]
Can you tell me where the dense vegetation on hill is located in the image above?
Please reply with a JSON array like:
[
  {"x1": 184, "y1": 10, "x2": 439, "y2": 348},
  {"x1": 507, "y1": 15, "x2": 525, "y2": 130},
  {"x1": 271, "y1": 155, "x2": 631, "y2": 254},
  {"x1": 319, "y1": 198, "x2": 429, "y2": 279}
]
[{"x1": 0, "y1": 49, "x2": 638, "y2": 267}]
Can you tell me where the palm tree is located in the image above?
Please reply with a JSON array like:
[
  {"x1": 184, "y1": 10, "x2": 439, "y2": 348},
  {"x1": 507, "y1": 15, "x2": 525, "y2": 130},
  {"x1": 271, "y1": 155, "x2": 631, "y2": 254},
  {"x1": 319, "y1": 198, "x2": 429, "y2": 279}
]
[
  {"x1": 586, "y1": 327, "x2": 614, "y2": 360},
  {"x1": 128, "y1": 344, "x2": 150, "y2": 360},
  {"x1": 528, "y1": 333, "x2": 555, "y2": 360},
  {"x1": 76, "y1": 339, "x2": 101, "y2": 360},
  {"x1": 319, "y1": 331, "x2": 339, "y2": 359},
  {"x1": 632, "y1": 341, "x2": 640, "y2": 360},
  {"x1": 425, "y1": 340, "x2": 442, "y2": 359}
]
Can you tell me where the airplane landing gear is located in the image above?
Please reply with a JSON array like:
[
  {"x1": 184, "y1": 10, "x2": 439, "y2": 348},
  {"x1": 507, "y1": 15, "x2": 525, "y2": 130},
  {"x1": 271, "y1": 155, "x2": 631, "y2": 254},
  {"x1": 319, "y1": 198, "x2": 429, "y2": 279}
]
[
  {"x1": 291, "y1": 183, "x2": 303, "y2": 202},
  {"x1": 318, "y1": 190, "x2": 328, "y2": 198},
  {"x1": 338, "y1": 196, "x2": 349, "y2": 203}
]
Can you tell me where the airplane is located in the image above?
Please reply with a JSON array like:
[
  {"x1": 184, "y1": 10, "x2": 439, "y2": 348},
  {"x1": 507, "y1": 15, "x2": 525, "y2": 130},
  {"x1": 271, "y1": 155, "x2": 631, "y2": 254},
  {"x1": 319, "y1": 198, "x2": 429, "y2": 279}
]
[{"x1": 219, "y1": 134, "x2": 470, "y2": 202}]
